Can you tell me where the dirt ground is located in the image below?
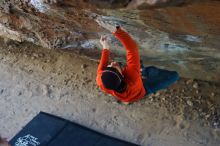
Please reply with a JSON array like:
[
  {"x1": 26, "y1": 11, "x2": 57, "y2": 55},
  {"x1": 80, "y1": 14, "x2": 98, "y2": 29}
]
[{"x1": 0, "y1": 38, "x2": 220, "y2": 146}]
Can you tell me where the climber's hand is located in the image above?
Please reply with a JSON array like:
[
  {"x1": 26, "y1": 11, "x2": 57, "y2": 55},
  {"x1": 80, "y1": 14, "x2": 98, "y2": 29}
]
[
  {"x1": 100, "y1": 35, "x2": 110, "y2": 49},
  {"x1": 96, "y1": 18, "x2": 120, "y2": 33}
]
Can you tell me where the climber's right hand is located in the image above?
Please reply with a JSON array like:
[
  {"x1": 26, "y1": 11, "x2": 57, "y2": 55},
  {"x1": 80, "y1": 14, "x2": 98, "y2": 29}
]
[{"x1": 100, "y1": 35, "x2": 110, "y2": 49}]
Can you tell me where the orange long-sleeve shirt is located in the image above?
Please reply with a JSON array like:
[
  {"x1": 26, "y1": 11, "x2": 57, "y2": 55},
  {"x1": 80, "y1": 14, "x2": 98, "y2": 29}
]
[{"x1": 96, "y1": 28, "x2": 146, "y2": 102}]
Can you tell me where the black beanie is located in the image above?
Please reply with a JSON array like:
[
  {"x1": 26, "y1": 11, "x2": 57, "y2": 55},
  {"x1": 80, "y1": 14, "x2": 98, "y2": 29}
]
[{"x1": 101, "y1": 67, "x2": 123, "y2": 90}]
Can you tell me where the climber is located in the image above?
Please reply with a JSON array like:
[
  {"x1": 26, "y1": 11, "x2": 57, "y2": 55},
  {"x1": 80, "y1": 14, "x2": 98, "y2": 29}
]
[{"x1": 96, "y1": 23, "x2": 179, "y2": 104}]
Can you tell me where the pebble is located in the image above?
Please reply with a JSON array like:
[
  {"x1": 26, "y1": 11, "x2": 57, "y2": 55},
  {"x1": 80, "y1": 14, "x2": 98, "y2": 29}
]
[
  {"x1": 92, "y1": 108, "x2": 96, "y2": 112},
  {"x1": 3, "y1": 38, "x2": 10, "y2": 44},
  {"x1": 8, "y1": 45, "x2": 13, "y2": 49},
  {"x1": 1, "y1": 16, "x2": 9, "y2": 24},
  {"x1": 213, "y1": 122, "x2": 219, "y2": 127},
  {"x1": 63, "y1": 79, "x2": 70, "y2": 85},
  {"x1": 186, "y1": 79, "x2": 193, "y2": 85},
  {"x1": 187, "y1": 100, "x2": 193, "y2": 106},
  {"x1": 205, "y1": 114, "x2": 210, "y2": 119},
  {"x1": 74, "y1": 74, "x2": 79, "y2": 80},
  {"x1": 193, "y1": 83, "x2": 198, "y2": 89},
  {"x1": 73, "y1": 83, "x2": 78, "y2": 88},
  {"x1": 148, "y1": 94, "x2": 153, "y2": 100},
  {"x1": 18, "y1": 91, "x2": 22, "y2": 96},
  {"x1": 33, "y1": 53, "x2": 39, "y2": 58},
  {"x1": 81, "y1": 64, "x2": 87, "y2": 70},
  {"x1": 207, "y1": 101, "x2": 213, "y2": 107},
  {"x1": 0, "y1": 89, "x2": 4, "y2": 94},
  {"x1": 42, "y1": 84, "x2": 52, "y2": 97},
  {"x1": 211, "y1": 92, "x2": 215, "y2": 97},
  {"x1": 39, "y1": 53, "x2": 45, "y2": 57},
  {"x1": 200, "y1": 112, "x2": 206, "y2": 116},
  {"x1": 154, "y1": 92, "x2": 160, "y2": 97}
]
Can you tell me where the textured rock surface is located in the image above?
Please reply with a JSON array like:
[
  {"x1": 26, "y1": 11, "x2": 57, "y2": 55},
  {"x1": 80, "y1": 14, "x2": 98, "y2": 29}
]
[
  {"x1": 0, "y1": 0, "x2": 220, "y2": 81},
  {"x1": 0, "y1": 38, "x2": 220, "y2": 146}
]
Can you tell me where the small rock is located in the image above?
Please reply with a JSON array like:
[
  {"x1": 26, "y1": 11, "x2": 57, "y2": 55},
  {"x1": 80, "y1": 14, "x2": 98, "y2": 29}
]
[
  {"x1": 92, "y1": 108, "x2": 96, "y2": 112},
  {"x1": 18, "y1": 91, "x2": 22, "y2": 96},
  {"x1": 37, "y1": 53, "x2": 44, "y2": 57},
  {"x1": 33, "y1": 53, "x2": 39, "y2": 58},
  {"x1": 196, "y1": 90, "x2": 199, "y2": 94},
  {"x1": 41, "y1": 65, "x2": 46, "y2": 71},
  {"x1": 147, "y1": 132, "x2": 151, "y2": 138},
  {"x1": 8, "y1": 45, "x2": 13, "y2": 49},
  {"x1": 154, "y1": 92, "x2": 160, "y2": 97},
  {"x1": 187, "y1": 100, "x2": 193, "y2": 106},
  {"x1": 186, "y1": 79, "x2": 193, "y2": 85},
  {"x1": 81, "y1": 82, "x2": 86, "y2": 86},
  {"x1": 81, "y1": 64, "x2": 87, "y2": 70},
  {"x1": 213, "y1": 122, "x2": 219, "y2": 127},
  {"x1": 73, "y1": 83, "x2": 78, "y2": 88},
  {"x1": 211, "y1": 92, "x2": 215, "y2": 97},
  {"x1": 200, "y1": 112, "x2": 206, "y2": 116},
  {"x1": 12, "y1": 111, "x2": 16, "y2": 115},
  {"x1": 65, "y1": 99, "x2": 70, "y2": 104},
  {"x1": 193, "y1": 83, "x2": 198, "y2": 89},
  {"x1": 1, "y1": 16, "x2": 9, "y2": 24},
  {"x1": 57, "y1": 71, "x2": 62, "y2": 75},
  {"x1": 63, "y1": 79, "x2": 70, "y2": 85},
  {"x1": 111, "y1": 100, "x2": 119, "y2": 104},
  {"x1": 179, "y1": 123, "x2": 185, "y2": 129},
  {"x1": 198, "y1": 108, "x2": 203, "y2": 112},
  {"x1": 205, "y1": 114, "x2": 210, "y2": 119},
  {"x1": 191, "y1": 110, "x2": 199, "y2": 119},
  {"x1": 24, "y1": 54, "x2": 28, "y2": 58},
  {"x1": 28, "y1": 69, "x2": 33, "y2": 73},
  {"x1": 74, "y1": 74, "x2": 79, "y2": 80},
  {"x1": 0, "y1": 89, "x2": 4, "y2": 94},
  {"x1": 148, "y1": 94, "x2": 153, "y2": 99},
  {"x1": 42, "y1": 84, "x2": 53, "y2": 97},
  {"x1": 3, "y1": 38, "x2": 10, "y2": 44}
]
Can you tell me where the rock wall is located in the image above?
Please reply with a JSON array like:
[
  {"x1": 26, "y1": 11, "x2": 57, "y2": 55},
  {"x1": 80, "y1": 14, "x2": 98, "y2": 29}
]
[{"x1": 0, "y1": 0, "x2": 220, "y2": 82}]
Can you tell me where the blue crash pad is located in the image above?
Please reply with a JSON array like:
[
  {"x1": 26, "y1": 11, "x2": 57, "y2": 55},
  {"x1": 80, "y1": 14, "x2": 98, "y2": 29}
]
[{"x1": 10, "y1": 112, "x2": 139, "y2": 146}]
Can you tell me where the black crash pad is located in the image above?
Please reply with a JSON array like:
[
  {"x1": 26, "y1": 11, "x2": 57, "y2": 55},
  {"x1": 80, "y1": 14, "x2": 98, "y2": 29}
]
[{"x1": 10, "y1": 112, "x2": 139, "y2": 146}]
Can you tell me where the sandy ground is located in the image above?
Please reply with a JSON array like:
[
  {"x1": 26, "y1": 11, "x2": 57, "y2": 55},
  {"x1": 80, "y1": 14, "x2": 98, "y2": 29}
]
[{"x1": 0, "y1": 38, "x2": 220, "y2": 146}]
